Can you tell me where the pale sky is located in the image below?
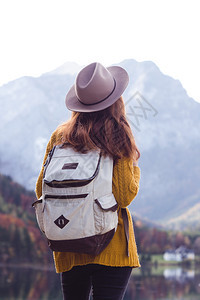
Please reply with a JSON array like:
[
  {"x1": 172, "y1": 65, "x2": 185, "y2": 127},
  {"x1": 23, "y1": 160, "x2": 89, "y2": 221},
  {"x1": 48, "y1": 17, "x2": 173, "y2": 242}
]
[{"x1": 0, "y1": 0, "x2": 200, "y2": 102}]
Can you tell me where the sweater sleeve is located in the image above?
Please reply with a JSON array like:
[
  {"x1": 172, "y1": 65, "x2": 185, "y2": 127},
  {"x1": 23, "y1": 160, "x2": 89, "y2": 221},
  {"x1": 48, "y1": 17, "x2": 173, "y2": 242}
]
[
  {"x1": 35, "y1": 130, "x2": 61, "y2": 199},
  {"x1": 112, "y1": 157, "x2": 140, "y2": 208}
]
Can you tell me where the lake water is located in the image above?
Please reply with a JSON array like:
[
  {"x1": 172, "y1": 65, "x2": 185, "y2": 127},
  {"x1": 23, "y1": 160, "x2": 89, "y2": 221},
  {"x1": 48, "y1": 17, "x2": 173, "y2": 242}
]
[{"x1": 0, "y1": 264, "x2": 200, "y2": 300}]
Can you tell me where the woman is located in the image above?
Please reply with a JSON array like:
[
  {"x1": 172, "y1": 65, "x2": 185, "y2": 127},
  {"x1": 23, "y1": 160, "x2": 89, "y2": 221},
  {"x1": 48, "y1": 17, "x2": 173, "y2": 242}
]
[{"x1": 35, "y1": 62, "x2": 141, "y2": 300}]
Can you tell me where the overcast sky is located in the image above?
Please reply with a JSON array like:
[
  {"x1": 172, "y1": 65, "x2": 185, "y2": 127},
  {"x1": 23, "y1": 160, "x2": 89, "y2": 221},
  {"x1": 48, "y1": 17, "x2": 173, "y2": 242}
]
[{"x1": 0, "y1": 0, "x2": 199, "y2": 102}]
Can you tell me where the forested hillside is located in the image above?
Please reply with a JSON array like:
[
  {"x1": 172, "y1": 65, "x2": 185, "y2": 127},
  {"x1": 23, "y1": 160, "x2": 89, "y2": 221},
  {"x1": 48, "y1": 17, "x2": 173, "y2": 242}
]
[{"x1": 0, "y1": 174, "x2": 51, "y2": 264}]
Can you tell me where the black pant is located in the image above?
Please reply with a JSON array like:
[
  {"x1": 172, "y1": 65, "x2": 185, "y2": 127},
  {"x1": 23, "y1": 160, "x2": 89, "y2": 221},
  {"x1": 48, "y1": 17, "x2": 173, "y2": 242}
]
[{"x1": 61, "y1": 264, "x2": 132, "y2": 300}]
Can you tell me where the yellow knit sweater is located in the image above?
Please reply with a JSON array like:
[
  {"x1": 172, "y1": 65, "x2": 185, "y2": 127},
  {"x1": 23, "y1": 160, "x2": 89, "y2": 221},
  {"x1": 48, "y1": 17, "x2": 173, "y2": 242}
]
[{"x1": 35, "y1": 130, "x2": 141, "y2": 273}]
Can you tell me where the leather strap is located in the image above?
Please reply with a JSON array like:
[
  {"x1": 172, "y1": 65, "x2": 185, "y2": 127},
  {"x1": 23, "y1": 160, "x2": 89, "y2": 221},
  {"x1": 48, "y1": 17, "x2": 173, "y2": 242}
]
[{"x1": 121, "y1": 208, "x2": 129, "y2": 257}]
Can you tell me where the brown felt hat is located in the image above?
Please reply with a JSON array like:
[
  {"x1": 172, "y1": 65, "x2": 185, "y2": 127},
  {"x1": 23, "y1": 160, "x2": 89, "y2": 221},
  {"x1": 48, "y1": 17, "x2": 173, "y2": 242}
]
[{"x1": 65, "y1": 62, "x2": 129, "y2": 112}]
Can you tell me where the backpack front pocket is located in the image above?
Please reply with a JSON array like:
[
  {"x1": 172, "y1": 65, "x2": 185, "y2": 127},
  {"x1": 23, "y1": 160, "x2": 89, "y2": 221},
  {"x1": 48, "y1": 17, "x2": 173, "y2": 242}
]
[
  {"x1": 93, "y1": 193, "x2": 118, "y2": 235},
  {"x1": 43, "y1": 193, "x2": 93, "y2": 241}
]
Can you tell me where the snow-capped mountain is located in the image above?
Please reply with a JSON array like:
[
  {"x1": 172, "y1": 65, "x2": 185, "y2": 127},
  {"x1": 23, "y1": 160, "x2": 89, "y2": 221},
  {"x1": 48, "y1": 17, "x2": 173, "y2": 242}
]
[
  {"x1": 0, "y1": 59, "x2": 199, "y2": 224},
  {"x1": 45, "y1": 61, "x2": 82, "y2": 76}
]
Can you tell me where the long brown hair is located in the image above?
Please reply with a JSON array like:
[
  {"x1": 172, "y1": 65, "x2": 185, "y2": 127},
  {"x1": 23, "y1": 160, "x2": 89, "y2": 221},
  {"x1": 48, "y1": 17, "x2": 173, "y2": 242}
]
[{"x1": 57, "y1": 97, "x2": 140, "y2": 161}]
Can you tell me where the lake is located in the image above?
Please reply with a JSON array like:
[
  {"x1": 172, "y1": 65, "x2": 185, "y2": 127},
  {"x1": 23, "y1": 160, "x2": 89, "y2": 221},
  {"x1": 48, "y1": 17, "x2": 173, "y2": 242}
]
[{"x1": 0, "y1": 264, "x2": 200, "y2": 299}]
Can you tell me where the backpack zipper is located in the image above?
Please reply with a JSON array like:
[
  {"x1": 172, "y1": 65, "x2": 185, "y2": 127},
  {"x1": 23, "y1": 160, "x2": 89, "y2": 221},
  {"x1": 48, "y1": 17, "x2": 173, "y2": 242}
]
[
  {"x1": 44, "y1": 179, "x2": 95, "y2": 188},
  {"x1": 44, "y1": 194, "x2": 88, "y2": 200}
]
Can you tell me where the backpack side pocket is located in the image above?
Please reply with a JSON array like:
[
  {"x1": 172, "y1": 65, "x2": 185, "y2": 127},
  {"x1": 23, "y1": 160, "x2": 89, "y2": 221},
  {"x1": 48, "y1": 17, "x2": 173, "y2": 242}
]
[
  {"x1": 32, "y1": 197, "x2": 45, "y2": 233},
  {"x1": 93, "y1": 193, "x2": 118, "y2": 235}
]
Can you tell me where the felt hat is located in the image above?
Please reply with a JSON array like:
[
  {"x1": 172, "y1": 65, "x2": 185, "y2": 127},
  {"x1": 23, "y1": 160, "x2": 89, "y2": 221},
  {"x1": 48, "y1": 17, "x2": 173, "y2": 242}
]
[{"x1": 65, "y1": 62, "x2": 129, "y2": 112}]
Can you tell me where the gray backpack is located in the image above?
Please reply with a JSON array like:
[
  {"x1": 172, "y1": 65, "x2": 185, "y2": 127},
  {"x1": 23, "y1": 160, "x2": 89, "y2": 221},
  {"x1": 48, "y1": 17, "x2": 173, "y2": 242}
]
[{"x1": 33, "y1": 145, "x2": 119, "y2": 256}]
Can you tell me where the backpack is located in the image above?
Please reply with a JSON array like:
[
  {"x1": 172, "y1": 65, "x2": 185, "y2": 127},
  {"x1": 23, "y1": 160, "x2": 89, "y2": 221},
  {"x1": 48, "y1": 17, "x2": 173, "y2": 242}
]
[{"x1": 33, "y1": 145, "x2": 119, "y2": 256}]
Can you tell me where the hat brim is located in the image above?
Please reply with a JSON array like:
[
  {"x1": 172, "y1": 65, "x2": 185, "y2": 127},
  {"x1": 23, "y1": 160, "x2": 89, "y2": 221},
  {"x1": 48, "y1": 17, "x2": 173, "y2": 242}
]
[{"x1": 65, "y1": 66, "x2": 129, "y2": 112}]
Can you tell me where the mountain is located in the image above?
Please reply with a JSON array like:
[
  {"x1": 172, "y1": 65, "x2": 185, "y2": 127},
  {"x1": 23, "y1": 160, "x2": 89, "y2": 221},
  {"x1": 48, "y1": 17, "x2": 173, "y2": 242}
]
[
  {"x1": 165, "y1": 201, "x2": 200, "y2": 232},
  {"x1": 0, "y1": 59, "x2": 200, "y2": 225},
  {"x1": 45, "y1": 61, "x2": 82, "y2": 76}
]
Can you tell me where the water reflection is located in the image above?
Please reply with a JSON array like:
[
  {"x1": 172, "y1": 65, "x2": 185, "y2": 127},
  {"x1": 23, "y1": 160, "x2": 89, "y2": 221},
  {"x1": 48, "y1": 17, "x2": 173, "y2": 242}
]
[
  {"x1": 0, "y1": 265, "x2": 62, "y2": 300},
  {"x1": 163, "y1": 267, "x2": 195, "y2": 282},
  {"x1": 125, "y1": 266, "x2": 200, "y2": 300},
  {"x1": 0, "y1": 265, "x2": 200, "y2": 300}
]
